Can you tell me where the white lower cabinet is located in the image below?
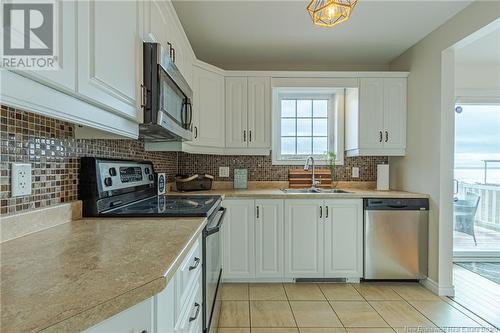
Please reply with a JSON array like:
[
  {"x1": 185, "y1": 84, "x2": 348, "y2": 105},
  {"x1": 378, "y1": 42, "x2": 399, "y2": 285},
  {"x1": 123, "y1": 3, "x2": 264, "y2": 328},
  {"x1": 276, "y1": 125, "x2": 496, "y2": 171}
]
[
  {"x1": 284, "y1": 200, "x2": 324, "y2": 278},
  {"x1": 84, "y1": 236, "x2": 202, "y2": 333},
  {"x1": 222, "y1": 199, "x2": 256, "y2": 279},
  {"x1": 83, "y1": 297, "x2": 154, "y2": 333},
  {"x1": 222, "y1": 198, "x2": 363, "y2": 282},
  {"x1": 323, "y1": 199, "x2": 363, "y2": 278},
  {"x1": 255, "y1": 200, "x2": 284, "y2": 278}
]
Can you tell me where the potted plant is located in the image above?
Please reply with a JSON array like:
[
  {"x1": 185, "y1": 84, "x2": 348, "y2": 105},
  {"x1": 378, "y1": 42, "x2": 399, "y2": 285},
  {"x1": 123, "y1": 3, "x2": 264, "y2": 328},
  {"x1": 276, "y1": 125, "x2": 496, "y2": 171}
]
[{"x1": 326, "y1": 151, "x2": 338, "y2": 189}]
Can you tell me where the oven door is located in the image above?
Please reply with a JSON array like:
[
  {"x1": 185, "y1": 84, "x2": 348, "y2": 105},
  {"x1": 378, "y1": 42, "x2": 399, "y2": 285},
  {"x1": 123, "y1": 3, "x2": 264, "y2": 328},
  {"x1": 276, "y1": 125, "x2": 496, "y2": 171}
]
[{"x1": 203, "y1": 207, "x2": 226, "y2": 333}]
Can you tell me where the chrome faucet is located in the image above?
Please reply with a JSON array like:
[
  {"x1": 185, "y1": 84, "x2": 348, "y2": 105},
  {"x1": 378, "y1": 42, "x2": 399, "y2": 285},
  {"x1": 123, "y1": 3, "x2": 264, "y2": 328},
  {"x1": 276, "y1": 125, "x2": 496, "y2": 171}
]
[{"x1": 304, "y1": 156, "x2": 320, "y2": 190}]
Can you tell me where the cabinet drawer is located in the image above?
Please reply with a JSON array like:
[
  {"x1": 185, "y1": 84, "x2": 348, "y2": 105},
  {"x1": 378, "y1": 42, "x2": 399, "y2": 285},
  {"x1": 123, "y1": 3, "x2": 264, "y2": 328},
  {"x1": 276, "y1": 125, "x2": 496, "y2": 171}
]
[
  {"x1": 175, "y1": 279, "x2": 202, "y2": 333},
  {"x1": 176, "y1": 236, "x2": 202, "y2": 314}
]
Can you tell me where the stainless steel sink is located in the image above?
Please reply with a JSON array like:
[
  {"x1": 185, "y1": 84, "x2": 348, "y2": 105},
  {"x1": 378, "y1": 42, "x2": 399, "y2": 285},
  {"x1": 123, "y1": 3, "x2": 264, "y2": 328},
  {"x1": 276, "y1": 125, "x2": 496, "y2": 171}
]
[{"x1": 281, "y1": 188, "x2": 352, "y2": 194}]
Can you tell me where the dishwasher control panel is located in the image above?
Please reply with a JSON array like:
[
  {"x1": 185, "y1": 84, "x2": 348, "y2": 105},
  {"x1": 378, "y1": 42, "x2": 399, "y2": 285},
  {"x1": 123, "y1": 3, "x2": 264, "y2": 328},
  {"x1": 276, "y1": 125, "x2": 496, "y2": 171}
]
[{"x1": 364, "y1": 198, "x2": 429, "y2": 210}]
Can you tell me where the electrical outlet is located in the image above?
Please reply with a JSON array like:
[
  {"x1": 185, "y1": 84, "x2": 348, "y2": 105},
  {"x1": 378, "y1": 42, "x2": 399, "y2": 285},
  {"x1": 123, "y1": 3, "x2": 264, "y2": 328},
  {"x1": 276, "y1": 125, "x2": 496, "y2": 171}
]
[
  {"x1": 352, "y1": 167, "x2": 360, "y2": 178},
  {"x1": 219, "y1": 166, "x2": 230, "y2": 178},
  {"x1": 11, "y1": 163, "x2": 32, "y2": 197}
]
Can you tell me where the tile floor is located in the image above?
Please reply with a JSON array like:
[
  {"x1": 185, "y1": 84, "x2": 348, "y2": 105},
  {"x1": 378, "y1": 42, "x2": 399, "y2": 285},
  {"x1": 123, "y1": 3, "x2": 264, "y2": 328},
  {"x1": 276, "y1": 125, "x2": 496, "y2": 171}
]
[{"x1": 217, "y1": 282, "x2": 497, "y2": 333}]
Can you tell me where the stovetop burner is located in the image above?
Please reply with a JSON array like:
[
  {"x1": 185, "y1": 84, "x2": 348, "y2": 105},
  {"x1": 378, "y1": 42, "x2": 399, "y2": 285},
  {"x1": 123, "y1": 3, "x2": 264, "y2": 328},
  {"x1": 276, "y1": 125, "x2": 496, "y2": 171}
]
[{"x1": 101, "y1": 195, "x2": 221, "y2": 217}]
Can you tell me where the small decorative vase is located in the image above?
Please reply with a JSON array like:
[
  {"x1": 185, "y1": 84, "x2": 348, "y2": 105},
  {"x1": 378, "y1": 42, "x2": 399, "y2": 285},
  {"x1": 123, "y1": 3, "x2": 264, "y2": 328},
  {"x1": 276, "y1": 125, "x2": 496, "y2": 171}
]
[{"x1": 330, "y1": 168, "x2": 339, "y2": 189}]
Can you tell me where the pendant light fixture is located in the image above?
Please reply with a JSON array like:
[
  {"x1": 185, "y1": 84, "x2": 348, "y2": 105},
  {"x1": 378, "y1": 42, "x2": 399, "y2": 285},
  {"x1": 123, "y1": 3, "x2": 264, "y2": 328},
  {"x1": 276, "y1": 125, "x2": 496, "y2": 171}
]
[{"x1": 307, "y1": 0, "x2": 358, "y2": 27}]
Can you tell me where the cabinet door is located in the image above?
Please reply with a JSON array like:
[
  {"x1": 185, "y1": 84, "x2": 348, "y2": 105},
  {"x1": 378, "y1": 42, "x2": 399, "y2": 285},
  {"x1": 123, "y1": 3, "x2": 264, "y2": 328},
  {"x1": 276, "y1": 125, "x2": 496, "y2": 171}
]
[
  {"x1": 222, "y1": 200, "x2": 255, "y2": 279},
  {"x1": 359, "y1": 78, "x2": 384, "y2": 149},
  {"x1": 255, "y1": 199, "x2": 283, "y2": 278},
  {"x1": 383, "y1": 78, "x2": 407, "y2": 150},
  {"x1": 155, "y1": 278, "x2": 175, "y2": 333},
  {"x1": 145, "y1": 0, "x2": 171, "y2": 46},
  {"x1": 247, "y1": 77, "x2": 271, "y2": 148},
  {"x1": 323, "y1": 199, "x2": 363, "y2": 278},
  {"x1": 83, "y1": 298, "x2": 153, "y2": 333},
  {"x1": 225, "y1": 77, "x2": 248, "y2": 148},
  {"x1": 16, "y1": 0, "x2": 76, "y2": 92},
  {"x1": 77, "y1": 0, "x2": 142, "y2": 122},
  {"x1": 284, "y1": 200, "x2": 324, "y2": 278},
  {"x1": 191, "y1": 66, "x2": 225, "y2": 147}
]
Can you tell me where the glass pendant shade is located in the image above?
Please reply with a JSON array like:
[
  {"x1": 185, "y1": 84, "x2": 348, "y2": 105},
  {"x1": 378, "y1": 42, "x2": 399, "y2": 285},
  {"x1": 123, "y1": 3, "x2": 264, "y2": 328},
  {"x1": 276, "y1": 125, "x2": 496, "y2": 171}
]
[{"x1": 307, "y1": 0, "x2": 357, "y2": 27}]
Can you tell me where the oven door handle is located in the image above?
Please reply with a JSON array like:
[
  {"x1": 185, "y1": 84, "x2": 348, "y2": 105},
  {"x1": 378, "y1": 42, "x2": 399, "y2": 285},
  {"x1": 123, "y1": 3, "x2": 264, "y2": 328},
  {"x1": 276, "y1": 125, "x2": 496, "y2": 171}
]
[{"x1": 206, "y1": 207, "x2": 226, "y2": 236}]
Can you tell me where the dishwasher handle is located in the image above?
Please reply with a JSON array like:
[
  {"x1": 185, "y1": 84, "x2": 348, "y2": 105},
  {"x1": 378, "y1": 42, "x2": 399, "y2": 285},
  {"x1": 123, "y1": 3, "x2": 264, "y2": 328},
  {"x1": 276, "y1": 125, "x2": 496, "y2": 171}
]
[{"x1": 364, "y1": 198, "x2": 429, "y2": 211}]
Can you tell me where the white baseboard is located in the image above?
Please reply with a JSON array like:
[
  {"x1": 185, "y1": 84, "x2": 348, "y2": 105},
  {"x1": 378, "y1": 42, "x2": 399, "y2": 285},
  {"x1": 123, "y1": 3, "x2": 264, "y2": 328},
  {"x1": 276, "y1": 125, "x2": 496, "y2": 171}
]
[{"x1": 421, "y1": 278, "x2": 455, "y2": 296}]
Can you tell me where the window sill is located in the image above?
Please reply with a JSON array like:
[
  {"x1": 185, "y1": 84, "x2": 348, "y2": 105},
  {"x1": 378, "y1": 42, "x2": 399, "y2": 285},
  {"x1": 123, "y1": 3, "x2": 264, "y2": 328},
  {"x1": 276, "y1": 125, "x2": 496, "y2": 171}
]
[{"x1": 271, "y1": 158, "x2": 344, "y2": 166}]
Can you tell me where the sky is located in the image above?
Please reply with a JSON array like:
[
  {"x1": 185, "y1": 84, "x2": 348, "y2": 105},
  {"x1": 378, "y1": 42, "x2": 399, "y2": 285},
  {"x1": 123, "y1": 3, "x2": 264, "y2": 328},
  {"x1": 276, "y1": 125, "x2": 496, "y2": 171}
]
[{"x1": 454, "y1": 103, "x2": 500, "y2": 170}]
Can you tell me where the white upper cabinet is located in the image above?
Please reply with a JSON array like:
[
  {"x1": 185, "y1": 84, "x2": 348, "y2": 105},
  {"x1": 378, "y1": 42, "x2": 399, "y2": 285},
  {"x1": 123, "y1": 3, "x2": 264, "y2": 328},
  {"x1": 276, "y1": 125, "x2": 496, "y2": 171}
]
[
  {"x1": 225, "y1": 77, "x2": 248, "y2": 148},
  {"x1": 323, "y1": 199, "x2": 363, "y2": 278},
  {"x1": 77, "y1": 0, "x2": 143, "y2": 122},
  {"x1": 191, "y1": 65, "x2": 225, "y2": 148},
  {"x1": 284, "y1": 200, "x2": 324, "y2": 278},
  {"x1": 247, "y1": 77, "x2": 271, "y2": 148},
  {"x1": 359, "y1": 78, "x2": 385, "y2": 149},
  {"x1": 145, "y1": 0, "x2": 171, "y2": 46},
  {"x1": 15, "y1": 0, "x2": 76, "y2": 93},
  {"x1": 222, "y1": 199, "x2": 255, "y2": 279},
  {"x1": 383, "y1": 78, "x2": 407, "y2": 149},
  {"x1": 345, "y1": 77, "x2": 407, "y2": 156},
  {"x1": 225, "y1": 76, "x2": 271, "y2": 150},
  {"x1": 255, "y1": 199, "x2": 283, "y2": 278}
]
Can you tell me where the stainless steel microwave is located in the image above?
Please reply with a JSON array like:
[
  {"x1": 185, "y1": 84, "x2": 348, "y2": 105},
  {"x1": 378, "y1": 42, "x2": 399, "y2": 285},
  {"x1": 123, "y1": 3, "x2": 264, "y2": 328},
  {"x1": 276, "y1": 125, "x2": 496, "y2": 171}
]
[{"x1": 140, "y1": 42, "x2": 193, "y2": 141}]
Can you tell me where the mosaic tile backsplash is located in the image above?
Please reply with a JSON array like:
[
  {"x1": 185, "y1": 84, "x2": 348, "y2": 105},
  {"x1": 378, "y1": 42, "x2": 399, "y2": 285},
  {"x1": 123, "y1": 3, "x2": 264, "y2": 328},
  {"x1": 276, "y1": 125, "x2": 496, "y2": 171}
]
[
  {"x1": 1, "y1": 105, "x2": 387, "y2": 216},
  {"x1": 0, "y1": 105, "x2": 177, "y2": 215},
  {"x1": 178, "y1": 153, "x2": 388, "y2": 182}
]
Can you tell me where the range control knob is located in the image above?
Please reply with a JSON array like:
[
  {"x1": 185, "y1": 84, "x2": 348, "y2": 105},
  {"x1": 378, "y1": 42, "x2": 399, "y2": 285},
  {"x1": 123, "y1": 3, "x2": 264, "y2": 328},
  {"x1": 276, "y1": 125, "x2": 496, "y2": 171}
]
[
  {"x1": 148, "y1": 174, "x2": 154, "y2": 181},
  {"x1": 104, "y1": 177, "x2": 113, "y2": 187},
  {"x1": 145, "y1": 167, "x2": 150, "y2": 175},
  {"x1": 109, "y1": 167, "x2": 117, "y2": 176}
]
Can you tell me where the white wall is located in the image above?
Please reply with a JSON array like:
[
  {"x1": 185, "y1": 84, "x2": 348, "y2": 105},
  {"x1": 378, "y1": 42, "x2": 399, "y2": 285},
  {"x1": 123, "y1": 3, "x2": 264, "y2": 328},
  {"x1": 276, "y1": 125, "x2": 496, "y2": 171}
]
[
  {"x1": 388, "y1": 1, "x2": 500, "y2": 286},
  {"x1": 455, "y1": 64, "x2": 500, "y2": 98}
]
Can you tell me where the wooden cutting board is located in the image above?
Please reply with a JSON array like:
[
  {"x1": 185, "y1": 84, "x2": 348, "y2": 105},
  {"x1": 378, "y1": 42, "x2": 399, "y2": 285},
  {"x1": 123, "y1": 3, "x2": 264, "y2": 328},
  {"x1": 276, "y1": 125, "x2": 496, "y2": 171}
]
[{"x1": 288, "y1": 169, "x2": 332, "y2": 188}]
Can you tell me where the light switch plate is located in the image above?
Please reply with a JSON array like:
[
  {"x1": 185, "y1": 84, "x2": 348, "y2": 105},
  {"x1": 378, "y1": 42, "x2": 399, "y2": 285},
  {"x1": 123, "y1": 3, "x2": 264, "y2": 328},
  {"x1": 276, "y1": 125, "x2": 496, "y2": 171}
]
[
  {"x1": 352, "y1": 167, "x2": 360, "y2": 178},
  {"x1": 219, "y1": 167, "x2": 230, "y2": 178},
  {"x1": 11, "y1": 163, "x2": 32, "y2": 197}
]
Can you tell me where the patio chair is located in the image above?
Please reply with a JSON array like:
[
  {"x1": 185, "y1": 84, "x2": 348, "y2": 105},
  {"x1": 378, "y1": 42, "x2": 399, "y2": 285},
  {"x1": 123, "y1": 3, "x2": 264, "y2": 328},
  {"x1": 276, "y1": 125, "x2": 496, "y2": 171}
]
[{"x1": 453, "y1": 192, "x2": 480, "y2": 246}]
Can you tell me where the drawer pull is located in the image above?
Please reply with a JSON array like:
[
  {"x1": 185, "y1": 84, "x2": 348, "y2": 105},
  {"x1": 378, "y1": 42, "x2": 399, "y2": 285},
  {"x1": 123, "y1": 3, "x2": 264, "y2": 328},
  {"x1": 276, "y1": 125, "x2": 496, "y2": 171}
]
[
  {"x1": 189, "y1": 257, "x2": 200, "y2": 271},
  {"x1": 189, "y1": 302, "x2": 201, "y2": 322}
]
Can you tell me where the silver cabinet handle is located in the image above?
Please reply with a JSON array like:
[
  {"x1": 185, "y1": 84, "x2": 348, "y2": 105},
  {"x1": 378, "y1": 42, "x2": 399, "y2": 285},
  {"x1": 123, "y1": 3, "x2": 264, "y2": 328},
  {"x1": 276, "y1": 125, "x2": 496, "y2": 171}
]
[
  {"x1": 379, "y1": 131, "x2": 383, "y2": 142},
  {"x1": 385, "y1": 131, "x2": 389, "y2": 142},
  {"x1": 189, "y1": 257, "x2": 200, "y2": 271},
  {"x1": 325, "y1": 206, "x2": 328, "y2": 218},
  {"x1": 243, "y1": 130, "x2": 246, "y2": 142},
  {"x1": 189, "y1": 302, "x2": 201, "y2": 322},
  {"x1": 194, "y1": 126, "x2": 198, "y2": 139},
  {"x1": 320, "y1": 206, "x2": 322, "y2": 218},
  {"x1": 256, "y1": 205, "x2": 259, "y2": 219}
]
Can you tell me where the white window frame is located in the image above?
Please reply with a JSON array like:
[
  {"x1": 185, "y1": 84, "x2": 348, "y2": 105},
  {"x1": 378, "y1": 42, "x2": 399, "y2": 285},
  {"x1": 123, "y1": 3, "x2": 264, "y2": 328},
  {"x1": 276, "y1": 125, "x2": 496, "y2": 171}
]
[{"x1": 272, "y1": 87, "x2": 345, "y2": 165}]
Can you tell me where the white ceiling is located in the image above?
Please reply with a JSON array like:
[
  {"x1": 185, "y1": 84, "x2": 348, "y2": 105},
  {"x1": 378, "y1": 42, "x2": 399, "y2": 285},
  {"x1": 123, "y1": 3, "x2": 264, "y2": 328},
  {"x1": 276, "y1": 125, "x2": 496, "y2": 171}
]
[
  {"x1": 172, "y1": 0, "x2": 472, "y2": 70},
  {"x1": 456, "y1": 28, "x2": 500, "y2": 66}
]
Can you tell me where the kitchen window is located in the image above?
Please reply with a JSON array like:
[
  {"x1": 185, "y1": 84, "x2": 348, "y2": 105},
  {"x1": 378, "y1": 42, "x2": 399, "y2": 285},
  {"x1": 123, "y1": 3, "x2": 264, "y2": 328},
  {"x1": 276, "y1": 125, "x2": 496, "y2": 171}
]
[{"x1": 272, "y1": 88, "x2": 344, "y2": 165}]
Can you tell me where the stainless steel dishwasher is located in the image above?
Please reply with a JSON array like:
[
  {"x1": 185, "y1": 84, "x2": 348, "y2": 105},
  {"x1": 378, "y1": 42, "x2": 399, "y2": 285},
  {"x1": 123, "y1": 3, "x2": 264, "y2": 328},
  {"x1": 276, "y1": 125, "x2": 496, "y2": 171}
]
[{"x1": 364, "y1": 198, "x2": 429, "y2": 280}]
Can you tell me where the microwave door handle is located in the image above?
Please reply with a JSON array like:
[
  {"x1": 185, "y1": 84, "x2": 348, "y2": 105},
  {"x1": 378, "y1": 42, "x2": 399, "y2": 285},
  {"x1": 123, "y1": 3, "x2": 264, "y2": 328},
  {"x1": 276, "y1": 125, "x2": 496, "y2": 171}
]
[
  {"x1": 181, "y1": 102, "x2": 186, "y2": 127},
  {"x1": 188, "y1": 102, "x2": 193, "y2": 128}
]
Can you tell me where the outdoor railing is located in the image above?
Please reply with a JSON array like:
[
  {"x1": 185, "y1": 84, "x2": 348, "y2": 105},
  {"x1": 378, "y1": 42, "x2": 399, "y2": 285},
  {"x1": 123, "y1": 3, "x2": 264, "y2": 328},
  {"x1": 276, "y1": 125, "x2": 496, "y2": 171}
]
[{"x1": 460, "y1": 182, "x2": 500, "y2": 230}]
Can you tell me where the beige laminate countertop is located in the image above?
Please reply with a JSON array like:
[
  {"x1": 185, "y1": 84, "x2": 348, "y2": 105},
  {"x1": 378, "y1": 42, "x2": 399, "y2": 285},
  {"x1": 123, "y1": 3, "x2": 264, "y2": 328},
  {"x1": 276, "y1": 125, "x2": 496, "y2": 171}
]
[
  {"x1": 0, "y1": 216, "x2": 207, "y2": 333},
  {"x1": 174, "y1": 188, "x2": 429, "y2": 199}
]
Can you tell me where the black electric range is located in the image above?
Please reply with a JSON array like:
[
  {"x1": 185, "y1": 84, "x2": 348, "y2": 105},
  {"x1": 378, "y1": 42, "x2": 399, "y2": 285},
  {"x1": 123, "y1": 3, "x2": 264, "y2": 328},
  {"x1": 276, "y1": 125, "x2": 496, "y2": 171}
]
[
  {"x1": 79, "y1": 157, "x2": 226, "y2": 333},
  {"x1": 78, "y1": 157, "x2": 221, "y2": 217},
  {"x1": 101, "y1": 194, "x2": 221, "y2": 217}
]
